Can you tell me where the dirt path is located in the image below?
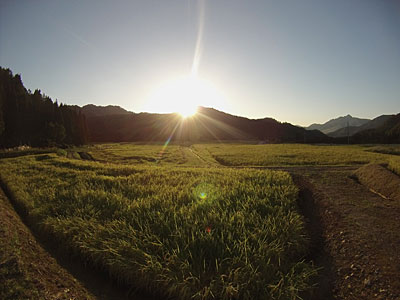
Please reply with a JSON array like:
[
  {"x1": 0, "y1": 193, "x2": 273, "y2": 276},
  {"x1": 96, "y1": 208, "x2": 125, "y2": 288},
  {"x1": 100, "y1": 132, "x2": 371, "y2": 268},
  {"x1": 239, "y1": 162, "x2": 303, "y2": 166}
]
[
  {"x1": 291, "y1": 167, "x2": 400, "y2": 300},
  {"x1": 187, "y1": 146, "x2": 222, "y2": 166},
  {"x1": 186, "y1": 146, "x2": 207, "y2": 163}
]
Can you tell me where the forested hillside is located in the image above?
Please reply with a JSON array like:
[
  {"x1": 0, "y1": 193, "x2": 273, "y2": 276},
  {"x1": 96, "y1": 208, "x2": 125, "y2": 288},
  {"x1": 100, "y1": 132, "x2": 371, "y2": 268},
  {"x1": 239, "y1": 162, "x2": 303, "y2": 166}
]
[
  {"x1": 0, "y1": 67, "x2": 88, "y2": 147},
  {"x1": 1, "y1": 66, "x2": 397, "y2": 146},
  {"x1": 352, "y1": 113, "x2": 400, "y2": 143},
  {"x1": 80, "y1": 105, "x2": 330, "y2": 143}
]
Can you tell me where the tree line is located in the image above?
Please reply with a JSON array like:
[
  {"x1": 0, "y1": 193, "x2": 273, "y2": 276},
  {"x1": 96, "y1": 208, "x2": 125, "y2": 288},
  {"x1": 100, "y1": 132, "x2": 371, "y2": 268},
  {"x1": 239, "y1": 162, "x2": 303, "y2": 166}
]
[{"x1": 0, "y1": 67, "x2": 88, "y2": 148}]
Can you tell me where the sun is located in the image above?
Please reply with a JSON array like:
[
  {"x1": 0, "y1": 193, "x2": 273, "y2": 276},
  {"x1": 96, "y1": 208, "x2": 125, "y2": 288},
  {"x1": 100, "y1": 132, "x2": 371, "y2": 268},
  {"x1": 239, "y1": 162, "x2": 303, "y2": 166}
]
[
  {"x1": 143, "y1": 76, "x2": 226, "y2": 117},
  {"x1": 178, "y1": 104, "x2": 198, "y2": 119}
]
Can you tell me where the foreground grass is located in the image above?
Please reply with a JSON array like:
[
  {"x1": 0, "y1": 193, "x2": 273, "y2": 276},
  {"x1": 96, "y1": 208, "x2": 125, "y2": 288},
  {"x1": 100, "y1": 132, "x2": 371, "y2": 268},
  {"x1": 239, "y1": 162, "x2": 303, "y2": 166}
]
[
  {"x1": 0, "y1": 154, "x2": 315, "y2": 299},
  {"x1": 194, "y1": 144, "x2": 396, "y2": 166}
]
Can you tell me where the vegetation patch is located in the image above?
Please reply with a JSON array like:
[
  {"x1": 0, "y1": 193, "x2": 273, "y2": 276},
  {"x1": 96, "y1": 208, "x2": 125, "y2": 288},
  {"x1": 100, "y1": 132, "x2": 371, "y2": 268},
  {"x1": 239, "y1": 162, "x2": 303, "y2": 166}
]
[
  {"x1": 365, "y1": 146, "x2": 400, "y2": 156},
  {"x1": 0, "y1": 154, "x2": 316, "y2": 300},
  {"x1": 196, "y1": 144, "x2": 392, "y2": 166},
  {"x1": 354, "y1": 164, "x2": 400, "y2": 201},
  {"x1": 388, "y1": 156, "x2": 400, "y2": 176},
  {"x1": 88, "y1": 143, "x2": 188, "y2": 165},
  {"x1": 0, "y1": 147, "x2": 56, "y2": 159}
]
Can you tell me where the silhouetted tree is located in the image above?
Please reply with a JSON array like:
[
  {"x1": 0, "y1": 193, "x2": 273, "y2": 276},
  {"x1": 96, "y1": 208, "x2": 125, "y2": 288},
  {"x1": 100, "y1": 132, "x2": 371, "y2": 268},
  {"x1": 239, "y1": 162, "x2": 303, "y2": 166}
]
[
  {"x1": 46, "y1": 122, "x2": 66, "y2": 145},
  {"x1": 0, "y1": 67, "x2": 88, "y2": 148},
  {"x1": 0, "y1": 84, "x2": 4, "y2": 136}
]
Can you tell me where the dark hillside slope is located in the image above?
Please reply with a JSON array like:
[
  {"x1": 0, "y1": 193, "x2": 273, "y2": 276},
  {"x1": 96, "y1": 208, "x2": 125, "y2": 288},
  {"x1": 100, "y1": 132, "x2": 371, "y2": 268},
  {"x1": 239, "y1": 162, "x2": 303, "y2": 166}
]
[
  {"x1": 328, "y1": 126, "x2": 359, "y2": 138},
  {"x1": 85, "y1": 113, "x2": 182, "y2": 142},
  {"x1": 81, "y1": 105, "x2": 330, "y2": 143},
  {"x1": 80, "y1": 104, "x2": 132, "y2": 117},
  {"x1": 328, "y1": 115, "x2": 393, "y2": 138},
  {"x1": 352, "y1": 113, "x2": 400, "y2": 143},
  {"x1": 307, "y1": 115, "x2": 370, "y2": 134}
]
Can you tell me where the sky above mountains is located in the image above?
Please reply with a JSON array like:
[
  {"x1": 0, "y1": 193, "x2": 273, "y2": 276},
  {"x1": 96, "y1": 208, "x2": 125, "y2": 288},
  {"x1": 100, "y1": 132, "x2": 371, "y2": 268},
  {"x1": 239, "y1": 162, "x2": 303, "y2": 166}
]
[{"x1": 1, "y1": 0, "x2": 399, "y2": 126}]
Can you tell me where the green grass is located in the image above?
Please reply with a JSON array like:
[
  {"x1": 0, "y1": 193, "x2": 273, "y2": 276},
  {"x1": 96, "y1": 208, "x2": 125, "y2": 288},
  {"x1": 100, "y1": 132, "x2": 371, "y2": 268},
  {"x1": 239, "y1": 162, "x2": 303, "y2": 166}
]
[
  {"x1": 0, "y1": 154, "x2": 316, "y2": 299},
  {"x1": 194, "y1": 144, "x2": 395, "y2": 166}
]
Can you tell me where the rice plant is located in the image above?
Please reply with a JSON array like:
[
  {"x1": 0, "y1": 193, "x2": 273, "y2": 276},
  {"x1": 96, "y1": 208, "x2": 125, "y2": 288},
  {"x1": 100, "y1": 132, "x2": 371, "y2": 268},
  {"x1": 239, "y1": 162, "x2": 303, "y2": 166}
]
[
  {"x1": 0, "y1": 153, "x2": 316, "y2": 299},
  {"x1": 194, "y1": 144, "x2": 393, "y2": 166}
]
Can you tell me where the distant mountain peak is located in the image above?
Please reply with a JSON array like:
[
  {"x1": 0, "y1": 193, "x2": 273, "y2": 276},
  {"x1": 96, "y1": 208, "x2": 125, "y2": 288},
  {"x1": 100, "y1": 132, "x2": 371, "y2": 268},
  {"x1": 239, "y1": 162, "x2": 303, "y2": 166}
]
[
  {"x1": 328, "y1": 114, "x2": 394, "y2": 138},
  {"x1": 307, "y1": 115, "x2": 370, "y2": 134}
]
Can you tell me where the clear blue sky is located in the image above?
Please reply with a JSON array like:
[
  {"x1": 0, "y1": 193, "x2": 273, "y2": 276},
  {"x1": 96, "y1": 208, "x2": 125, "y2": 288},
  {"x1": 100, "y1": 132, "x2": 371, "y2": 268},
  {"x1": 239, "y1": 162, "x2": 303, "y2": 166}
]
[{"x1": 1, "y1": 0, "x2": 399, "y2": 126}]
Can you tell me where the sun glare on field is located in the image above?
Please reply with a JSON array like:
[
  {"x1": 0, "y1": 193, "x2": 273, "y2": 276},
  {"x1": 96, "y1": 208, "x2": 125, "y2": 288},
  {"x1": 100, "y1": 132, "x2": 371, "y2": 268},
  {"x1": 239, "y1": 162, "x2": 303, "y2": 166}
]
[{"x1": 144, "y1": 76, "x2": 227, "y2": 118}]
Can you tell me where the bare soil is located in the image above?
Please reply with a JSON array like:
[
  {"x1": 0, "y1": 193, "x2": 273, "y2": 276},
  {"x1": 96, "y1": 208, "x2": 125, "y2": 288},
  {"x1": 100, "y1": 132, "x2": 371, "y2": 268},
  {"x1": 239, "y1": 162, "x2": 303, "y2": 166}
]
[
  {"x1": 291, "y1": 166, "x2": 400, "y2": 300},
  {"x1": 354, "y1": 163, "x2": 400, "y2": 201}
]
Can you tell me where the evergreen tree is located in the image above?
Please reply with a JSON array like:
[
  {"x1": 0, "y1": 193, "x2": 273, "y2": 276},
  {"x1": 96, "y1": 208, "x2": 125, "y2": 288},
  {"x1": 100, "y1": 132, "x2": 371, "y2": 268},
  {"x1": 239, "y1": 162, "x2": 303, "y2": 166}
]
[{"x1": 0, "y1": 67, "x2": 88, "y2": 147}]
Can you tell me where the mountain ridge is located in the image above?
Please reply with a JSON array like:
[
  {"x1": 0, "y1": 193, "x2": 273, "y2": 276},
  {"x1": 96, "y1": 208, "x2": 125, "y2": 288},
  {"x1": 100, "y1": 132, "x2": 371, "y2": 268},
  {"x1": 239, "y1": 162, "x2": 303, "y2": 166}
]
[
  {"x1": 2, "y1": 66, "x2": 398, "y2": 147},
  {"x1": 76, "y1": 104, "x2": 400, "y2": 144},
  {"x1": 352, "y1": 113, "x2": 400, "y2": 143},
  {"x1": 307, "y1": 114, "x2": 370, "y2": 134},
  {"x1": 328, "y1": 115, "x2": 394, "y2": 138},
  {"x1": 72, "y1": 104, "x2": 133, "y2": 117},
  {"x1": 74, "y1": 104, "x2": 330, "y2": 143}
]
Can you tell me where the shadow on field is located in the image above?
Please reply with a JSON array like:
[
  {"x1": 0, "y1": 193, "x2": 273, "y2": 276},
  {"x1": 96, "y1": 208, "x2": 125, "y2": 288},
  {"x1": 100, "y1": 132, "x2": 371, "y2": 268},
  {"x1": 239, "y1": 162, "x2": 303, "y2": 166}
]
[
  {"x1": 0, "y1": 179, "x2": 159, "y2": 300},
  {"x1": 292, "y1": 174, "x2": 335, "y2": 300}
]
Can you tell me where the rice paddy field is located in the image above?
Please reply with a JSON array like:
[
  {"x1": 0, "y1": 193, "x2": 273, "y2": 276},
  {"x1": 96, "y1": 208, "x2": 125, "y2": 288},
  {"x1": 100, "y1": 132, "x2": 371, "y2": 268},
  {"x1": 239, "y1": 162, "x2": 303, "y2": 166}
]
[
  {"x1": 77, "y1": 143, "x2": 400, "y2": 167},
  {"x1": 0, "y1": 152, "x2": 315, "y2": 300},
  {"x1": 1, "y1": 142, "x2": 399, "y2": 299},
  {"x1": 192, "y1": 144, "x2": 395, "y2": 167}
]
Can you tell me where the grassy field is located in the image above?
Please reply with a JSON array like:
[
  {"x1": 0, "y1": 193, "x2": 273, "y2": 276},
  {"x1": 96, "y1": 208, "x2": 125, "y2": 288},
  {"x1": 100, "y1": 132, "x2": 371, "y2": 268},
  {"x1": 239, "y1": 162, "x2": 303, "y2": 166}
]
[
  {"x1": 2, "y1": 142, "x2": 399, "y2": 299},
  {"x1": 87, "y1": 143, "x2": 210, "y2": 166},
  {"x1": 0, "y1": 153, "x2": 316, "y2": 300},
  {"x1": 193, "y1": 144, "x2": 397, "y2": 166},
  {"x1": 68, "y1": 143, "x2": 400, "y2": 167}
]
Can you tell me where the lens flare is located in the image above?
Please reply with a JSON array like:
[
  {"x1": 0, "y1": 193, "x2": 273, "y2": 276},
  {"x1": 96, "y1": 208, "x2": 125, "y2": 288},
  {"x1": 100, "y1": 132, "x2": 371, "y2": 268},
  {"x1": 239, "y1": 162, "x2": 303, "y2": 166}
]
[
  {"x1": 193, "y1": 182, "x2": 216, "y2": 206},
  {"x1": 156, "y1": 120, "x2": 181, "y2": 163}
]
